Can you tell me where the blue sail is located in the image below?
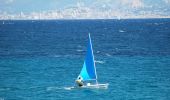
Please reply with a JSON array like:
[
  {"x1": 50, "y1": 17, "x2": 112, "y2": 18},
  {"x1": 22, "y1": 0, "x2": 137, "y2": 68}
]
[{"x1": 78, "y1": 34, "x2": 97, "y2": 81}]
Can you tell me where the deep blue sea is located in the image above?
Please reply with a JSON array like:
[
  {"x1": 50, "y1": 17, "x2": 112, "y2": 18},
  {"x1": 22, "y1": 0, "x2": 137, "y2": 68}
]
[{"x1": 0, "y1": 19, "x2": 170, "y2": 100}]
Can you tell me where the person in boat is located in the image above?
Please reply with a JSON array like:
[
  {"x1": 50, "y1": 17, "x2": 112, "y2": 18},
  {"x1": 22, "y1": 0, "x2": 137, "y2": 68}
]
[{"x1": 75, "y1": 76, "x2": 84, "y2": 87}]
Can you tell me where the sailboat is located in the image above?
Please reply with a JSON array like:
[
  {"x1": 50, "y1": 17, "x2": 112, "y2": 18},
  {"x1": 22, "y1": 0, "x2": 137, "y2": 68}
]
[{"x1": 75, "y1": 33, "x2": 108, "y2": 89}]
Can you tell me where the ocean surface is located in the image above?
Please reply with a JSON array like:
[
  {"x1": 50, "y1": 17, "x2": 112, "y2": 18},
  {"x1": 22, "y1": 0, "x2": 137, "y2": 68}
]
[{"x1": 0, "y1": 19, "x2": 170, "y2": 100}]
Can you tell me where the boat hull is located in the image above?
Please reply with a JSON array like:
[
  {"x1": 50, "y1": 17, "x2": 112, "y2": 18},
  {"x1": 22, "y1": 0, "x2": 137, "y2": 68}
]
[
  {"x1": 81, "y1": 83, "x2": 109, "y2": 89},
  {"x1": 64, "y1": 83, "x2": 109, "y2": 90}
]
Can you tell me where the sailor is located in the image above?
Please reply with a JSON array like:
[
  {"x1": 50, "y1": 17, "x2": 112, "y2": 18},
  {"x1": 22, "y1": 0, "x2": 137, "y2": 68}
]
[{"x1": 75, "y1": 76, "x2": 84, "y2": 87}]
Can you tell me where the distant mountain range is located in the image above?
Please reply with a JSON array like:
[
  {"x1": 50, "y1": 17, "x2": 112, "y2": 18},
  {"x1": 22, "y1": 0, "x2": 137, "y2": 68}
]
[{"x1": 0, "y1": 4, "x2": 170, "y2": 20}]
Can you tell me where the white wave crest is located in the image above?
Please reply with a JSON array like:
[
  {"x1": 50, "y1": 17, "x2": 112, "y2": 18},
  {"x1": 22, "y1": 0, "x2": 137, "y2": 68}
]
[
  {"x1": 105, "y1": 53, "x2": 112, "y2": 57},
  {"x1": 95, "y1": 60, "x2": 105, "y2": 64},
  {"x1": 76, "y1": 49, "x2": 84, "y2": 52},
  {"x1": 119, "y1": 30, "x2": 126, "y2": 32}
]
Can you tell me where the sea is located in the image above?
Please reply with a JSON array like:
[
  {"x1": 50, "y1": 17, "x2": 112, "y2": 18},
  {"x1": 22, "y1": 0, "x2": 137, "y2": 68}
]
[{"x1": 0, "y1": 19, "x2": 170, "y2": 100}]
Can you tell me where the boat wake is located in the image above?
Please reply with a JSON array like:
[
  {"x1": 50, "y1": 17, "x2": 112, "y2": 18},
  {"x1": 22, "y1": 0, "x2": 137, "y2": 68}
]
[
  {"x1": 63, "y1": 86, "x2": 75, "y2": 90},
  {"x1": 46, "y1": 86, "x2": 63, "y2": 91},
  {"x1": 46, "y1": 86, "x2": 75, "y2": 91}
]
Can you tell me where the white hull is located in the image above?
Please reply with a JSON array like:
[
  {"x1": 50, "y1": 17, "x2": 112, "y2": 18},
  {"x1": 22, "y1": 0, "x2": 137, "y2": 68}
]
[
  {"x1": 64, "y1": 83, "x2": 109, "y2": 90},
  {"x1": 81, "y1": 83, "x2": 109, "y2": 89}
]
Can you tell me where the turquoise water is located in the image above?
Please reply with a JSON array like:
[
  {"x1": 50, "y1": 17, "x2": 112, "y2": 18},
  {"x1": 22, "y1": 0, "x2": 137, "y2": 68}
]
[
  {"x1": 1, "y1": 56, "x2": 170, "y2": 99},
  {"x1": 0, "y1": 19, "x2": 170, "y2": 100}
]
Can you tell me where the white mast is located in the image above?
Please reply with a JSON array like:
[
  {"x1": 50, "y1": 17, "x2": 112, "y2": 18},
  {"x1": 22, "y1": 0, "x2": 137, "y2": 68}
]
[{"x1": 88, "y1": 33, "x2": 98, "y2": 84}]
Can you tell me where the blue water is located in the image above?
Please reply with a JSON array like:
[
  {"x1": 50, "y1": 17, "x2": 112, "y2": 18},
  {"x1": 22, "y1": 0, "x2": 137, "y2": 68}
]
[{"x1": 0, "y1": 19, "x2": 170, "y2": 100}]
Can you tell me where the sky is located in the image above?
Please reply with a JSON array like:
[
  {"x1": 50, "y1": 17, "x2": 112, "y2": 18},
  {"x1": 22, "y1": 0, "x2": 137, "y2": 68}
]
[{"x1": 0, "y1": 0, "x2": 170, "y2": 19}]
